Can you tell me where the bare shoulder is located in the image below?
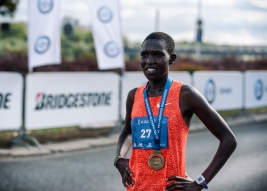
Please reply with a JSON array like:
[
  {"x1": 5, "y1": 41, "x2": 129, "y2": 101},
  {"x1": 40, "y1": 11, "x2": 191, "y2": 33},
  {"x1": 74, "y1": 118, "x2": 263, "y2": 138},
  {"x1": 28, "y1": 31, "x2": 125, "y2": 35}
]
[
  {"x1": 127, "y1": 88, "x2": 138, "y2": 102},
  {"x1": 124, "y1": 88, "x2": 138, "y2": 132},
  {"x1": 180, "y1": 84, "x2": 201, "y2": 99},
  {"x1": 180, "y1": 84, "x2": 211, "y2": 111},
  {"x1": 126, "y1": 88, "x2": 138, "y2": 110}
]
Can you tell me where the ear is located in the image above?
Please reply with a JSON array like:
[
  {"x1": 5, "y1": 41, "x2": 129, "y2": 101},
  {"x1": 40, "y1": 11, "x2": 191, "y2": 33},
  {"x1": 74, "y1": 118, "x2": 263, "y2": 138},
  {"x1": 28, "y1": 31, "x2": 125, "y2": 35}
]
[{"x1": 169, "y1": 53, "x2": 177, "y2": 65}]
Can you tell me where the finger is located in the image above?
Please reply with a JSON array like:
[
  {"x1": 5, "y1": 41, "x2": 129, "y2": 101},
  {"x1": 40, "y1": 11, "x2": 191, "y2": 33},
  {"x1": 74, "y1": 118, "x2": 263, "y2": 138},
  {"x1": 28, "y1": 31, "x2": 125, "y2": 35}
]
[
  {"x1": 124, "y1": 165, "x2": 134, "y2": 181},
  {"x1": 165, "y1": 182, "x2": 186, "y2": 189},
  {"x1": 122, "y1": 168, "x2": 133, "y2": 179},
  {"x1": 118, "y1": 161, "x2": 134, "y2": 186},
  {"x1": 122, "y1": 171, "x2": 134, "y2": 186},
  {"x1": 122, "y1": 179, "x2": 127, "y2": 188},
  {"x1": 167, "y1": 176, "x2": 187, "y2": 182},
  {"x1": 118, "y1": 160, "x2": 132, "y2": 176},
  {"x1": 118, "y1": 165, "x2": 131, "y2": 177},
  {"x1": 125, "y1": 166, "x2": 133, "y2": 177},
  {"x1": 127, "y1": 170, "x2": 133, "y2": 177},
  {"x1": 186, "y1": 176, "x2": 194, "y2": 181},
  {"x1": 165, "y1": 184, "x2": 183, "y2": 191},
  {"x1": 123, "y1": 174, "x2": 134, "y2": 186},
  {"x1": 185, "y1": 172, "x2": 191, "y2": 179}
]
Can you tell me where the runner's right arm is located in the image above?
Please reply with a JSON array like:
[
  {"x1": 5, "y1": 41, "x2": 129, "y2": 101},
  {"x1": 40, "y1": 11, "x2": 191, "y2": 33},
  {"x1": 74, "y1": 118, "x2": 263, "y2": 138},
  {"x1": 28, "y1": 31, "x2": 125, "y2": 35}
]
[{"x1": 115, "y1": 88, "x2": 137, "y2": 187}]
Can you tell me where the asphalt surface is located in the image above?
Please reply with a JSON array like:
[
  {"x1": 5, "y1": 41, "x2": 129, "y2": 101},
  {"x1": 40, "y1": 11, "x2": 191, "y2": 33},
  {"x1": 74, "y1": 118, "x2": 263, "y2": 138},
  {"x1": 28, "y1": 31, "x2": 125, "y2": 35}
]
[{"x1": 0, "y1": 121, "x2": 266, "y2": 191}]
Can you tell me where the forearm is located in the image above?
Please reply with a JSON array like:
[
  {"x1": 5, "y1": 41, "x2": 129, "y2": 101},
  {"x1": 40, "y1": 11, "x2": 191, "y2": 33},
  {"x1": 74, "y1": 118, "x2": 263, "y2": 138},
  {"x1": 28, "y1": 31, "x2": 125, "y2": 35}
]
[
  {"x1": 116, "y1": 128, "x2": 132, "y2": 157},
  {"x1": 201, "y1": 137, "x2": 237, "y2": 183},
  {"x1": 115, "y1": 128, "x2": 134, "y2": 187}
]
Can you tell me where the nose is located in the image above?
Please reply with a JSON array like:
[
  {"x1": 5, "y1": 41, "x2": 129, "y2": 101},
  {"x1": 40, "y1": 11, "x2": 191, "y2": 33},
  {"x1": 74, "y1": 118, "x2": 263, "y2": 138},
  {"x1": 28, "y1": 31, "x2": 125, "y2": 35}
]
[{"x1": 146, "y1": 55, "x2": 155, "y2": 64}]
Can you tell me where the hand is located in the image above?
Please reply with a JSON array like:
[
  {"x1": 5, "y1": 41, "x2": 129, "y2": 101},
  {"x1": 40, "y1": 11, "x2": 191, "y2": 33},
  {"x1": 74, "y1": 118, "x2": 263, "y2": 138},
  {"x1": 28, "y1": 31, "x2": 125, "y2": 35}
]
[
  {"x1": 116, "y1": 158, "x2": 135, "y2": 187},
  {"x1": 165, "y1": 175, "x2": 203, "y2": 191}
]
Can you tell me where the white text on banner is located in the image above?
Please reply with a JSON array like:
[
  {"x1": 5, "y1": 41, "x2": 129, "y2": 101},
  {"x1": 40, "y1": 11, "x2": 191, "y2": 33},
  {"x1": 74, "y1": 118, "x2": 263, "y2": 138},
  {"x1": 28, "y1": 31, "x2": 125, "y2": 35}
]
[
  {"x1": 244, "y1": 71, "x2": 267, "y2": 108},
  {"x1": 193, "y1": 71, "x2": 243, "y2": 111},
  {"x1": 88, "y1": 0, "x2": 124, "y2": 69},
  {"x1": 0, "y1": 72, "x2": 23, "y2": 130},
  {"x1": 25, "y1": 72, "x2": 119, "y2": 130},
  {"x1": 28, "y1": 0, "x2": 61, "y2": 68}
]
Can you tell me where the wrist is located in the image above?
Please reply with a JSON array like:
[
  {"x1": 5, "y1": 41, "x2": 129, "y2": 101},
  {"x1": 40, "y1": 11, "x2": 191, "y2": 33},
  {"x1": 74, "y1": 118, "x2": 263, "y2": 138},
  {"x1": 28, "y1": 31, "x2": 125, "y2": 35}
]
[
  {"x1": 195, "y1": 175, "x2": 208, "y2": 190},
  {"x1": 195, "y1": 182, "x2": 204, "y2": 190},
  {"x1": 114, "y1": 156, "x2": 123, "y2": 168}
]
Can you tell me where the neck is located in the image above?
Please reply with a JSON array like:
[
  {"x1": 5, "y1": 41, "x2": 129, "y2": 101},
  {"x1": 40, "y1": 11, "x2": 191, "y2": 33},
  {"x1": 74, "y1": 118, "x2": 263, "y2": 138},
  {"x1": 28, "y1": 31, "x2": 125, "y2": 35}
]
[{"x1": 147, "y1": 74, "x2": 168, "y2": 96}]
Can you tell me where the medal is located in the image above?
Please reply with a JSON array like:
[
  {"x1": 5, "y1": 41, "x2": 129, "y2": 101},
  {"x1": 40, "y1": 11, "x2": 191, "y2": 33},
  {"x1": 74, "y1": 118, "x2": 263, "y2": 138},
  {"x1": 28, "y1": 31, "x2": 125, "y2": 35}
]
[
  {"x1": 143, "y1": 77, "x2": 172, "y2": 171},
  {"x1": 148, "y1": 150, "x2": 165, "y2": 170}
]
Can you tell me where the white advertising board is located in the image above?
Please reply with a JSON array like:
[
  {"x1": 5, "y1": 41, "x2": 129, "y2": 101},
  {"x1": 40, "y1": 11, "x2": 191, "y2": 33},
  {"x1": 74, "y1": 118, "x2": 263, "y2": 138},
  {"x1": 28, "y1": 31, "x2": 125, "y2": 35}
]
[
  {"x1": 25, "y1": 72, "x2": 119, "y2": 130},
  {"x1": 193, "y1": 71, "x2": 243, "y2": 111},
  {"x1": 244, "y1": 71, "x2": 267, "y2": 108},
  {"x1": 0, "y1": 72, "x2": 23, "y2": 130},
  {"x1": 121, "y1": 71, "x2": 192, "y2": 119},
  {"x1": 169, "y1": 71, "x2": 192, "y2": 86}
]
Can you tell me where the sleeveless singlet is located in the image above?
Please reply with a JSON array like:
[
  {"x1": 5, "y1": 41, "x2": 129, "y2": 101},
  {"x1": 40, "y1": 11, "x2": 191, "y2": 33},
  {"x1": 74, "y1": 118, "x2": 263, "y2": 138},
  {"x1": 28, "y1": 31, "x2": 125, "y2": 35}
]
[{"x1": 127, "y1": 80, "x2": 189, "y2": 191}]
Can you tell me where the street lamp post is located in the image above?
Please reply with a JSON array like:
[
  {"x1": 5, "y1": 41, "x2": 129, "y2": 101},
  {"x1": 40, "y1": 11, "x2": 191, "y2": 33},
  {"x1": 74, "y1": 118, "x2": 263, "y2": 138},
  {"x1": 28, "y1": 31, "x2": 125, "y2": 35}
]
[{"x1": 195, "y1": 0, "x2": 203, "y2": 60}]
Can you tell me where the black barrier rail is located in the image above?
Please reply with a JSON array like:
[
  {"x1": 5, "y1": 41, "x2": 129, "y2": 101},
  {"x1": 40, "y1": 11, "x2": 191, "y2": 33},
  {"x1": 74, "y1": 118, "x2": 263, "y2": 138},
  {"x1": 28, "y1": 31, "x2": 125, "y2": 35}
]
[{"x1": 7, "y1": 75, "x2": 42, "y2": 150}]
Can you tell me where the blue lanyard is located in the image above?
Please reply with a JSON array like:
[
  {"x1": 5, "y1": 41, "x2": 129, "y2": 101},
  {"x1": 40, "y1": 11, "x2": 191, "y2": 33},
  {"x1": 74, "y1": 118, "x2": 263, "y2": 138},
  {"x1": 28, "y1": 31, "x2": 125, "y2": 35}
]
[{"x1": 143, "y1": 77, "x2": 172, "y2": 150}]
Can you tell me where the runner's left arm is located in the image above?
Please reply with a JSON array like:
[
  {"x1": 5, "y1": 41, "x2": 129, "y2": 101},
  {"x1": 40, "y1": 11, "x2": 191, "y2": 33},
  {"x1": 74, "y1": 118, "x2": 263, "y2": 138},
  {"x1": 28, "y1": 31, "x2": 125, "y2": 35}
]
[{"x1": 166, "y1": 85, "x2": 237, "y2": 191}]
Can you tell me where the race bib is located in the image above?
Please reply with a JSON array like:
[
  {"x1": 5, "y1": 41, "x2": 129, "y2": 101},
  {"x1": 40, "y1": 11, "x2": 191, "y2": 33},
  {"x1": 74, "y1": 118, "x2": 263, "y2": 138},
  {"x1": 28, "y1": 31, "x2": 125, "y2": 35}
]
[{"x1": 131, "y1": 116, "x2": 168, "y2": 149}]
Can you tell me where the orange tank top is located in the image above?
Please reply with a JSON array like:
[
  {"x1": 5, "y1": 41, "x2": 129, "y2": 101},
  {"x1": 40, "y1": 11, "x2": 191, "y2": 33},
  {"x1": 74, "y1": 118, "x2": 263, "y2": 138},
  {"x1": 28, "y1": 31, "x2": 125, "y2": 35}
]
[{"x1": 128, "y1": 80, "x2": 189, "y2": 191}]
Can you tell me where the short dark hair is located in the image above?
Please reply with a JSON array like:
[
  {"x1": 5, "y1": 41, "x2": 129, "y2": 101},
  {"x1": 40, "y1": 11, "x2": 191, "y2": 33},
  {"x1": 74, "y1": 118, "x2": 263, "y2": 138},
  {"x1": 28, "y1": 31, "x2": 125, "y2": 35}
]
[{"x1": 142, "y1": 32, "x2": 175, "y2": 55}]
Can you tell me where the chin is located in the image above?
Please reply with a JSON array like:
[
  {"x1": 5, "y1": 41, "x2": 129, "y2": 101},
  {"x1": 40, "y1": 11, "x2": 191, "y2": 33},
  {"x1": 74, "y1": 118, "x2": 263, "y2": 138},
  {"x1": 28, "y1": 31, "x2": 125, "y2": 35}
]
[{"x1": 144, "y1": 75, "x2": 159, "y2": 82}]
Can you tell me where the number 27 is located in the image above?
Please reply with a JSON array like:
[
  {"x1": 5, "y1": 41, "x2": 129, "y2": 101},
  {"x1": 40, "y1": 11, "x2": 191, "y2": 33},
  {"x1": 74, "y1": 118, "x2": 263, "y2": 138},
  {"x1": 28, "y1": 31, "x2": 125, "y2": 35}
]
[{"x1": 141, "y1": 129, "x2": 151, "y2": 138}]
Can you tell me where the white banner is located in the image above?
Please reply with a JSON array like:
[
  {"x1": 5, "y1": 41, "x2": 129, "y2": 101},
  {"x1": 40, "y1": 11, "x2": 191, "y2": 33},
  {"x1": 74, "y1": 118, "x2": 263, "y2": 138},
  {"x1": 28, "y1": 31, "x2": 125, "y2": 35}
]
[
  {"x1": 193, "y1": 71, "x2": 243, "y2": 111},
  {"x1": 28, "y1": 0, "x2": 61, "y2": 69},
  {"x1": 0, "y1": 72, "x2": 23, "y2": 130},
  {"x1": 25, "y1": 72, "x2": 119, "y2": 130},
  {"x1": 244, "y1": 71, "x2": 267, "y2": 108},
  {"x1": 121, "y1": 71, "x2": 192, "y2": 119},
  {"x1": 88, "y1": 0, "x2": 124, "y2": 69}
]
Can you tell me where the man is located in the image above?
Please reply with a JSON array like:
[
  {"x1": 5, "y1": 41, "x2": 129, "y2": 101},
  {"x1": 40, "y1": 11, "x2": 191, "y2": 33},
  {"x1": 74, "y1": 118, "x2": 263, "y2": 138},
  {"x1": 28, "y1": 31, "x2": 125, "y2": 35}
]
[{"x1": 115, "y1": 32, "x2": 237, "y2": 191}]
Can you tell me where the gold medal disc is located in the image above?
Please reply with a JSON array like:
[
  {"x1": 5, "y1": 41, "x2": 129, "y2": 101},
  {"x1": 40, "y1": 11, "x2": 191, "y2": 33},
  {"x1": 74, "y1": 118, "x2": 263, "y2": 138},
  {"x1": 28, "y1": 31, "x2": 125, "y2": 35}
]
[{"x1": 148, "y1": 150, "x2": 165, "y2": 170}]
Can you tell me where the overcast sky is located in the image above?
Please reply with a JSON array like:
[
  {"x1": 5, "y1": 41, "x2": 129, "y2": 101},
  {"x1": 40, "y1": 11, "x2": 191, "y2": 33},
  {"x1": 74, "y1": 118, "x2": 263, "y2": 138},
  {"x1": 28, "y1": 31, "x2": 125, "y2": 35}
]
[{"x1": 2, "y1": 0, "x2": 267, "y2": 46}]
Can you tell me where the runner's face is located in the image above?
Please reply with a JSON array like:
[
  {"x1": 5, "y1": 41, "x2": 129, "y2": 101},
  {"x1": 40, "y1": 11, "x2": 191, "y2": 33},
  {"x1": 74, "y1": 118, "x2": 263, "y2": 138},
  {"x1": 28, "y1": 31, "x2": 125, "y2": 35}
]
[{"x1": 140, "y1": 39, "x2": 171, "y2": 81}]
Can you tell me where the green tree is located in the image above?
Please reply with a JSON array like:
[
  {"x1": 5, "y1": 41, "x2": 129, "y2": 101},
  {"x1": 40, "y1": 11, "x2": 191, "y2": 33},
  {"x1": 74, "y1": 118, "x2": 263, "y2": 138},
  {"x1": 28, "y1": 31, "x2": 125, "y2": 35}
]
[{"x1": 0, "y1": 0, "x2": 19, "y2": 18}]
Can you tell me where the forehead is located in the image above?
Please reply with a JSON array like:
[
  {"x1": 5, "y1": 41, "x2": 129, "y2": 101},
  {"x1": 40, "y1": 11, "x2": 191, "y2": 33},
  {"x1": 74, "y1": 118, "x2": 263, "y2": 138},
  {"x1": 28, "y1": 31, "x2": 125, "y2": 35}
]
[{"x1": 141, "y1": 39, "x2": 167, "y2": 52}]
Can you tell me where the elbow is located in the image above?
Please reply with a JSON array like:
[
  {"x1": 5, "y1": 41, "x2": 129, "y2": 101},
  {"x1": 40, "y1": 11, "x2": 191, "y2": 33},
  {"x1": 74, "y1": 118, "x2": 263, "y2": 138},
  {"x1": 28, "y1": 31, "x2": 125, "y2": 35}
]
[
  {"x1": 229, "y1": 136, "x2": 238, "y2": 152},
  {"x1": 222, "y1": 135, "x2": 238, "y2": 153},
  {"x1": 226, "y1": 136, "x2": 237, "y2": 152}
]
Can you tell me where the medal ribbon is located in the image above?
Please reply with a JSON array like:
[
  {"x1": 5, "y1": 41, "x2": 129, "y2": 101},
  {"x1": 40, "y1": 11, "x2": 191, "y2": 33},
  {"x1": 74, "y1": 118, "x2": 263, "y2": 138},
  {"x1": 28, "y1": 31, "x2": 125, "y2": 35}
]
[{"x1": 143, "y1": 77, "x2": 172, "y2": 150}]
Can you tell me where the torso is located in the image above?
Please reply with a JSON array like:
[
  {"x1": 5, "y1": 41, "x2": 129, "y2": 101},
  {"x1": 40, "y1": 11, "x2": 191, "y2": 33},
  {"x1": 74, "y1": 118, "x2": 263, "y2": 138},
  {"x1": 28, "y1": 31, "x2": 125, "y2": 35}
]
[{"x1": 127, "y1": 80, "x2": 189, "y2": 191}]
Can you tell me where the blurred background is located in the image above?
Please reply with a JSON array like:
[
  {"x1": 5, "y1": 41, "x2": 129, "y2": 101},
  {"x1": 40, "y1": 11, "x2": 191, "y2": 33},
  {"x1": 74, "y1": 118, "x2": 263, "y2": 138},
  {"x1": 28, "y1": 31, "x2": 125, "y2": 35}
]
[
  {"x1": 0, "y1": 1, "x2": 267, "y2": 191},
  {"x1": 0, "y1": 0, "x2": 266, "y2": 74}
]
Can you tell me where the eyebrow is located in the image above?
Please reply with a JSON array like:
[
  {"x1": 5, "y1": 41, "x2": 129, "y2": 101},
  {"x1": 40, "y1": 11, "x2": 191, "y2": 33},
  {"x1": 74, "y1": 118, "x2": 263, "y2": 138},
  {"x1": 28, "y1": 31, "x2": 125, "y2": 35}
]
[{"x1": 140, "y1": 50, "x2": 165, "y2": 54}]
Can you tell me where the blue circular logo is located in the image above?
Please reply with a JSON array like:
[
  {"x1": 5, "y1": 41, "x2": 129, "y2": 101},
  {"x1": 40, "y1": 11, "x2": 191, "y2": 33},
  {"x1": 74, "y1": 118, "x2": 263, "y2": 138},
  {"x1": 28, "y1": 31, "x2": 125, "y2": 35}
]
[
  {"x1": 104, "y1": 41, "x2": 120, "y2": 58},
  {"x1": 204, "y1": 79, "x2": 216, "y2": 104},
  {"x1": 97, "y1": 6, "x2": 113, "y2": 23},
  {"x1": 254, "y1": 79, "x2": 263, "y2": 100},
  {"x1": 38, "y1": 0, "x2": 53, "y2": 14},
  {"x1": 34, "y1": 36, "x2": 50, "y2": 54}
]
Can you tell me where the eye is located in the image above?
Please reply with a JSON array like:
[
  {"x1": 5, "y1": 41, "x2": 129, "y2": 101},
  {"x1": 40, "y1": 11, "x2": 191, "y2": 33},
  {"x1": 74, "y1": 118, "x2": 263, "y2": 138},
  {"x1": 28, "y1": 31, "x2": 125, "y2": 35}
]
[
  {"x1": 155, "y1": 52, "x2": 163, "y2": 58},
  {"x1": 141, "y1": 53, "x2": 147, "y2": 58}
]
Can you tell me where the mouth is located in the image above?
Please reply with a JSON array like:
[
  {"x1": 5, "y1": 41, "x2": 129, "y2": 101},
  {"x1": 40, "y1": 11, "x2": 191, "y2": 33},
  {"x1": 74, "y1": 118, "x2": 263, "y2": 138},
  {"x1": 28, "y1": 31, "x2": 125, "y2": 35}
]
[{"x1": 146, "y1": 67, "x2": 157, "y2": 73}]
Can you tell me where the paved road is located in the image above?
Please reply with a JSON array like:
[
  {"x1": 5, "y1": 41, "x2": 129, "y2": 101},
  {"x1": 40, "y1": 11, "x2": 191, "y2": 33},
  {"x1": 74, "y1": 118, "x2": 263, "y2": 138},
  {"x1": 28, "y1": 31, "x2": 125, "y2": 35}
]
[{"x1": 0, "y1": 122, "x2": 266, "y2": 191}]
